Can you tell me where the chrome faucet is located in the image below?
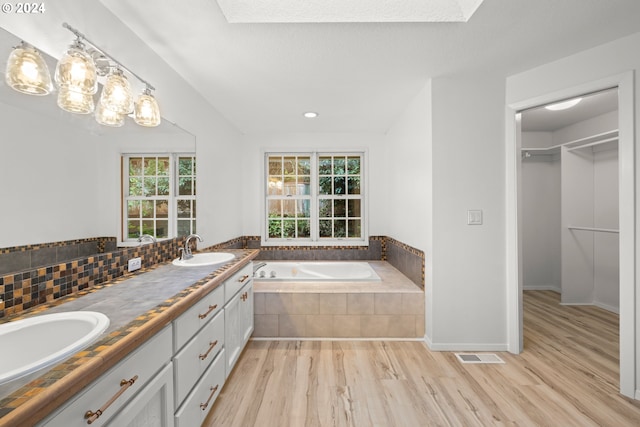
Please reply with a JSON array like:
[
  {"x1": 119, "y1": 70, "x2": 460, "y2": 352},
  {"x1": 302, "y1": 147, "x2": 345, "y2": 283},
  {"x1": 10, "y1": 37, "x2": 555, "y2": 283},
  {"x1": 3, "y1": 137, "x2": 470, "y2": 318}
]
[
  {"x1": 137, "y1": 234, "x2": 157, "y2": 244},
  {"x1": 180, "y1": 234, "x2": 203, "y2": 260}
]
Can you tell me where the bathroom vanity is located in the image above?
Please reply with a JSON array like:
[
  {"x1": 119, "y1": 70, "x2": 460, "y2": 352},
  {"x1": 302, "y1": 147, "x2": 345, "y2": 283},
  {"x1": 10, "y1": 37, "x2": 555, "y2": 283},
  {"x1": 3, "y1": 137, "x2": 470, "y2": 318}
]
[{"x1": 0, "y1": 250, "x2": 257, "y2": 427}]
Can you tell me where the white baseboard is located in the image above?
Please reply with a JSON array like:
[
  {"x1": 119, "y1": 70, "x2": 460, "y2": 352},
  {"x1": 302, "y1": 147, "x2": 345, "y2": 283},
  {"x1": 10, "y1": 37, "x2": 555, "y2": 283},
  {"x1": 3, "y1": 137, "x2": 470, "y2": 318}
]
[
  {"x1": 523, "y1": 285, "x2": 561, "y2": 292},
  {"x1": 425, "y1": 341, "x2": 508, "y2": 352},
  {"x1": 251, "y1": 337, "x2": 424, "y2": 342},
  {"x1": 593, "y1": 301, "x2": 620, "y2": 314},
  {"x1": 635, "y1": 389, "x2": 640, "y2": 401}
]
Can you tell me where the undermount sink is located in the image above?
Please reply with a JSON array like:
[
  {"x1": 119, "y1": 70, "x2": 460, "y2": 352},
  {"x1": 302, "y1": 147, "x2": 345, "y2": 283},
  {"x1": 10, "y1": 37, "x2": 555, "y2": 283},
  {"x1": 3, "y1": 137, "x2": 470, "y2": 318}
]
[
  {"x1": 172, "y1": 252, "x2": 235, "y2": 267},
  {"x1": 0, "y1": 311, "x2": 109, "y2": 396}
]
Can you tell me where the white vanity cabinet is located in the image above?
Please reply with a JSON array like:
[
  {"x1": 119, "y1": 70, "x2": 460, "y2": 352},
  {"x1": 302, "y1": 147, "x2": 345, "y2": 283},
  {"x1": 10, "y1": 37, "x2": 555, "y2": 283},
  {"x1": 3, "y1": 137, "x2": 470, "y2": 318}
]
[
  {"x1": 39, "y1": 325, "x2": 174, "y2": 427},
  {"x1": 224, "y1": 264, "x2": 254, "y2": 376}
]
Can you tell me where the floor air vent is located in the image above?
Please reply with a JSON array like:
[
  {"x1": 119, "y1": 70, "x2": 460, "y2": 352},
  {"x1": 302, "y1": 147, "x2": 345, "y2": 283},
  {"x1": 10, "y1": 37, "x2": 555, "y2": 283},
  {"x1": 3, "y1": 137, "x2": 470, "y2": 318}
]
[{"x1": 455, "y1": 353, "x2": 505, "y2": 364}]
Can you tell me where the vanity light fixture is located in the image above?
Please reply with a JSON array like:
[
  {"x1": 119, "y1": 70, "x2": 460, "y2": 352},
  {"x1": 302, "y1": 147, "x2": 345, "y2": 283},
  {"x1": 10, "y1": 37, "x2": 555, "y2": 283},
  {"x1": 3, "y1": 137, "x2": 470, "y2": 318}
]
[
  {"x1": 303, "y1": 111, "x2": 318, "y2": 118},
  {"x1": 545, "y1": 97, "x2": 582, "y2": 111},
  {"x1": 134, "y1": 86, "x2": 161, "y2": 127},
  {"x1": 5, "y1": 41, "x2": 53, "y2": 95},
  {"x1": 7, "y1": 22, "x2": 161, "y2": 128}
]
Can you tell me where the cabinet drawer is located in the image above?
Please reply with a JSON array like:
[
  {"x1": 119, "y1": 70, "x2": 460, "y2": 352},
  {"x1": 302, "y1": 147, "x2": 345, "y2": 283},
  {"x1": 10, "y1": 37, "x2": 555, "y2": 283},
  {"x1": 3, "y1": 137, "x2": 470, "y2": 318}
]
[
  {"x1": 173, "y1": 285, "x2": 223, "y2": 352},
  {"x1": 224, "y1": 263, "x2": 252, "y2": 303},
  {"x1": 173, "y1": 310, "x2": 224, "y2": 406},
  {"x1": 41, "y1": 325, "x2": 172, "y2": 427},
  {"x1": 174, "y1": 349, "x2": 225, "y2": 427}
]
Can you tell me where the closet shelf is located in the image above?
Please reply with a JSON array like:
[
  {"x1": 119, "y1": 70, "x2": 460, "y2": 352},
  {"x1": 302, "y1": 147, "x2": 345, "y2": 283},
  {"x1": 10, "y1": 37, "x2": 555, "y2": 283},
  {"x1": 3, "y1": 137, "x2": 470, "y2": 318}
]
[
  {"x1": 522, "y1": 129, "x2": 618, "y2": 156},
  {"x1": 567, "y1": 226, "x2": 619, "y2": 234}
]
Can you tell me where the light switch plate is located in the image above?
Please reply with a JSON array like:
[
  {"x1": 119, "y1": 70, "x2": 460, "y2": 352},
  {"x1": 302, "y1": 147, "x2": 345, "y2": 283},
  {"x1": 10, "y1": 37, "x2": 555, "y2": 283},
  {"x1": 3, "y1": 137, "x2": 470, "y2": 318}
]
[
  {"x1": 468, "y1": 209, "x2": 483, "y2": 225},
  {"x1": 128, "y1": 257, "x2": 142, "y2": 272}
]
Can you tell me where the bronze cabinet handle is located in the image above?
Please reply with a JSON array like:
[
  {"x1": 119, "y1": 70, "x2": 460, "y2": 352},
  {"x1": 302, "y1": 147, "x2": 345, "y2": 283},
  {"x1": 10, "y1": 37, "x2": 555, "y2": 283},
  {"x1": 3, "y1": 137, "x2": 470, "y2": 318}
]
[
  {"x1": 237, "y1": 274, "x2": 250, "y2": 283},
  {"x1": 200, "y1": 384, "x2": 219, "y2": 410},
  {"x1": 198, "y1": 304, "x2": 218, "y2": 319},
  {"x1": 85, "y1": 375, "x2": 138, "y2": 424},
  {"x1": 199, "y1": 340, "x2": 219, "y2": 360}
]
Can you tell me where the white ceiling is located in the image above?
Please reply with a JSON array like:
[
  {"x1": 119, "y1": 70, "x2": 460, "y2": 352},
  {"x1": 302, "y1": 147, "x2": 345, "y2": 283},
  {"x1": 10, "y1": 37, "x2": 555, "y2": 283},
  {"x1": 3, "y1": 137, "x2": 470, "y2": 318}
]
[
  {"x1": 215, "y1": 0, "x2": 484, "y2": 23},
  {"x1": 4, "y1": 1, "x2": 640, "y2": 134}
]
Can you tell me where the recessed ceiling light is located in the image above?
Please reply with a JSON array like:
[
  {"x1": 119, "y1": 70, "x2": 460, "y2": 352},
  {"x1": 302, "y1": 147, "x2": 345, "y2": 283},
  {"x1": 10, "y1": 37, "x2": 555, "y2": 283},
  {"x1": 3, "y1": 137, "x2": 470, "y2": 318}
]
[
  {"x1": 303, "y1": 112, "x2": 318, "y2": 118},
  {"x1": 545, "y1": 98, "x2": 582, "y2": 111}
]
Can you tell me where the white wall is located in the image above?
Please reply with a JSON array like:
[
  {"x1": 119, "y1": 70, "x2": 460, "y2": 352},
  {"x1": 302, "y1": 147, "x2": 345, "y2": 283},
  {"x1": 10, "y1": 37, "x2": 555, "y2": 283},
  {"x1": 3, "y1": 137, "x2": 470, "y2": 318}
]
[
  {"x1": 384, "y1": 82, "x2": 432, "y2": 337},
  {"x1": 428, "y1": 75, "x2": 507, "y2": 350},
  {"x1": 506, "y1": 31, "x2": 640, "y2": 398},
  {"x1": 240, "y1": 132, "x2": 389, "y2": 238},
  {"x1": 521, "y1": 132, "x2": 561, "y2": 291}
]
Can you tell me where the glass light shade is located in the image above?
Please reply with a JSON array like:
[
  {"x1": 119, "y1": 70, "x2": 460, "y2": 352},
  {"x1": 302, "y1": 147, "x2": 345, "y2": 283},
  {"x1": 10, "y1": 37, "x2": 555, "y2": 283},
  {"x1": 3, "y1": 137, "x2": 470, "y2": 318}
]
[
  {"x1": 5, "y1": 43, "x2": 53, "y2": 95},
  {"x1": 100, "y1": 69, "x2": 133, "y2": 115},
  {"x1": 55, "y1": 41, "x2": 98, "y2": 95},
  {"x1": 57, "y1": 87, "x2": 95, "y2": 114},
  {"x1": 134, "y1": 90, "x2": 161, "y2": 127},
  {"x1": 95, "y1": 102, "x2": 125, "y2": 127}
]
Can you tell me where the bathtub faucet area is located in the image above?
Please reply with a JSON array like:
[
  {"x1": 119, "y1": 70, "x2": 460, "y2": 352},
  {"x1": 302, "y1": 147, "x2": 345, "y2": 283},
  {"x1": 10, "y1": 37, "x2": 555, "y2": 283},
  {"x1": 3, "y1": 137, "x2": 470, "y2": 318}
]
[{"x1": 179, "y1": 234, "x2": 203, "y2": 261}]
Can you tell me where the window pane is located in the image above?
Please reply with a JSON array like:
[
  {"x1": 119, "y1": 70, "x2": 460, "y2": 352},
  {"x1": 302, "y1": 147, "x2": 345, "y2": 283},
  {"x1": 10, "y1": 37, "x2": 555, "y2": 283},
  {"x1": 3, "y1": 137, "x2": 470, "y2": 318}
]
[
  {"x1": 156, "y1": 220, "x2": 168, "y2": 238},
  {"x1": 158, "y1": 177, "x2": 170, "y2": 196},
  {"x1": 142, "y1": 200, "x2": 154, "y2": 218},
  {"x1": 284, "y1": 176, "x2": 296, "y2": 195},
  {"x1": 268, "y1": 219, "x2": 281, "y2": 238},
  {"x1": 334, "y1": 177, "x2": 345, "y2": 195},
  {"x1": 298, "y1": 157, "x2": 311, "y2": 175},
  {"x1": 144, "y1": 158, "x2": 157, "y2": 176},
  {"x1": 283, "y1": 199, "x2": 295, "y2": 218},
  {"x1": 127, "y1": 200, "x2": 140, "y2": 218},
  {"x1": 192, "y1": 200, "x2": 197, "y2": 218},
  {"x1": 283, "y1": 220, "x2": 296, "y2": 238},
  {"x1": 177, "y1": 219, "x2": 191, "y2": 237},
  {"x1": 348, "y1": 220, "x2": 361, "y2": 238},
  {"x1": 142, "y1": 220, "x2": 154, "y2": 235},
  {"x1": 129, "y1": 177, "x2": 142, "y2": 196},
  {"x1": 297, "y1": 199, "x2": 310, "y2": 218},
  {"x1": 127, "y1": 220, "x2": 140, "y2": 239},
  {"x1": 297, "y1": 176, "x2": 311, "y2": 195},
  {"x1": 158, "y1": 158, "x2": 170, "y2": 176},
  {"x1": 129, "y1": 158, "x2": 142, "y2": 176},
  {"x1": 179, "y1": 177, "x2": 192, "y2": 195},
  {"x1": 347, "y1": 157, "x2": 360, "y2": 175},
  {"x1": 269, "y1": 157, "x2": 282, "y2": 175},
  {"x1": 268, "y1": 200, "x2": 282, "y2": 217},
  {"x1": 297, "y1": 220, "x2": 310, "y2": 238},
  {"x1": 177, "y1": 200, "x2": 191, "y2": 218},
  {"x1": 179, "y1": 158, "x2": 192, "y2": 175},
  {"x1": 333, "y1": 157, "x2": 345, "y2": 175},
  {"x1": 268, "y1": 177, "x2": 283, "y2": 195},
  {"x1": 347, "y1": 177, "x2": 360, "y2": 195},
  {"x1": 334, "y1": 199, "x2": 346, "y2": 217},
  {"x1": 334, "y1": 220, "x2": 346, "y2": 238},
  {"x1": 348, "y1": 199, "x2": 361, "y2": 217},
  {"x1": 319, "y1": 157, "x2": 332, "y2": 175},
  {"x1": 156, "y1": 200, "x2": 169, "y2": 218},
  {"x1": 319, "y1": 199, "x2": 331, "y2": 217},
  {"x1": 283, "y1": 156, "x2": 296, "y2": 175},
  {"x1": 144, "y1": 177, "x2": 156, "y2": 196},
  {"x1": 319, "y1": 177, "x2": 332, "y2": 195},
  {"x1": 319, "y1": 220, "x2": 332, "y2": 238}
]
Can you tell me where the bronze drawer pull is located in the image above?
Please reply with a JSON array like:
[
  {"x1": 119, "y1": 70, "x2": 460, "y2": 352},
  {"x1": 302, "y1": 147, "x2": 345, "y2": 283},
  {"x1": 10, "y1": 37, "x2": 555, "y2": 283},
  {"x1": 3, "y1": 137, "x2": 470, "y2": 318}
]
[
  {"x1": 237, "y1": 274, "x2": 250, "y2": 283},
  {"x1": 198, "y1": 304, "x2": 218, "y2": 319},
  {"x1": 241, "y1": 291, "x2": 249, "y2": 301},
  {"x1": 199, "y1": 340, "x2": 219, "y2": 360},
  {"x1": 200, "y1": 384, "x2": 219, "y2": 410},
  {"x1": 85, "y1": 375, "x2": 138, "y2": 424}
]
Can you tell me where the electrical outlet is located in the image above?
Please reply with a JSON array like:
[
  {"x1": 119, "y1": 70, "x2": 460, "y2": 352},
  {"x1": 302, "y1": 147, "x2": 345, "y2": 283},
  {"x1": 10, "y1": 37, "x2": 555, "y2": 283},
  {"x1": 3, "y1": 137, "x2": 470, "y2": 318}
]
[{"x1": 128, "y1": 257, "x2": 142, "y2": 272}]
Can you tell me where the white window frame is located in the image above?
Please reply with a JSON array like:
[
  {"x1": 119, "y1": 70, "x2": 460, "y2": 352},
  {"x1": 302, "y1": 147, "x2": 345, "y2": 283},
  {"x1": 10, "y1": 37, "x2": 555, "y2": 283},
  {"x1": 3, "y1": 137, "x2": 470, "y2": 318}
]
[
  {"x1": 121, "y1": 153, "x2": 196, "y2": 245},
  {"x1": 262, "y1": 149, "x2": 368, "y2": 246}
]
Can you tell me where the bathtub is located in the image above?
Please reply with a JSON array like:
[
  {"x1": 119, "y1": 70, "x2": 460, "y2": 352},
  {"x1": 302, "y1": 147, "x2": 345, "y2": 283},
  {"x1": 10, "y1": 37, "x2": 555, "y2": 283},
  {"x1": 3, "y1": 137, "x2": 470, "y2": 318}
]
[{"x1": 253, "y1": 261, "x2": 381, "y2": 281}]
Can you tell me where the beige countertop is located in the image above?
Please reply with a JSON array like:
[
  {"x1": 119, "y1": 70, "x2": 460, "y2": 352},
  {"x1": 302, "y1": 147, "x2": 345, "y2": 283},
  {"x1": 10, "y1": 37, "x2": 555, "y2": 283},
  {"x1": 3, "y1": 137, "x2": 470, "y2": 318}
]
[{"x1": 0, "y1": 249, "x2": 259, "y2": 427}]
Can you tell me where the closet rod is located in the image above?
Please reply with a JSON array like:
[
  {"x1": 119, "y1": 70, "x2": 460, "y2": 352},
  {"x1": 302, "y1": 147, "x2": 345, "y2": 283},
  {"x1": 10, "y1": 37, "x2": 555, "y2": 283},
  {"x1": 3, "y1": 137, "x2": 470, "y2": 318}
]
[
  {"x1": 566, "y1": 137, "x2": 618, "y2": 152},
  {"x1": 568, "y1": 226, "x2": 619, "y2": 234}
]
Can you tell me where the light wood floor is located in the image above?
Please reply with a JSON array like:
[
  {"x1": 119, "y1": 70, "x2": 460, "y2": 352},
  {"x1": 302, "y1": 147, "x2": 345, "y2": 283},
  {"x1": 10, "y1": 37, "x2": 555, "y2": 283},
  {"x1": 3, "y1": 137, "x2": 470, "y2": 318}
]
[{"x1": 205, "y1": 291, "x2": 640, "y2": 426}]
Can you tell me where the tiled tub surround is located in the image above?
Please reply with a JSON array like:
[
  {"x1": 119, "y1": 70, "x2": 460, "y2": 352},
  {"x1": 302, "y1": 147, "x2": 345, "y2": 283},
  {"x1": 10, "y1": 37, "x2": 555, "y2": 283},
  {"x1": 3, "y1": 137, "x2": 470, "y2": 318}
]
[
  {"x1": 0, "y1": 237, "x2": 188, "y2": 319},
  {"x1": 0, "y1": 249, "x2": 259, "y2": 426},
  {"x1": 243, "y1": 235, "x2": 425, "y2": 288},
  {"x1": 253, "y1": 262, "x2": 425, "y2": 339}
]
